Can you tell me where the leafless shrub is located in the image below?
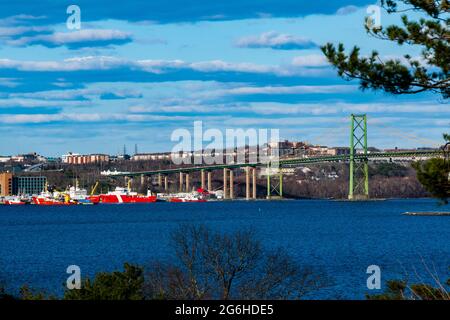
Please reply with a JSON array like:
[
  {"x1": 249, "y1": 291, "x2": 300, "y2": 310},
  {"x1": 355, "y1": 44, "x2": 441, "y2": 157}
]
[{"x1": 144, "y1": 225, "x2": 332, "y2": 300}]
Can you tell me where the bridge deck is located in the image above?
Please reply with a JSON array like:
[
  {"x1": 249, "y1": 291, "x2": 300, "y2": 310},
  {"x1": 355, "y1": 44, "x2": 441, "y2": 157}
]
[{"x1": 102, "y1": 150, "x2": 443, "y2": 177}]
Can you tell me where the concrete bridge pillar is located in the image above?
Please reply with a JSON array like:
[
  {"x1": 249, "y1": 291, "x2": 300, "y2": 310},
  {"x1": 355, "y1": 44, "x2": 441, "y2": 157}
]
[
  {"x1": 252, "y1": 167, "x2": 257, "y2": 200},
  {"x1": 179, "y1": 172, "x2": 184, "y2": 192},
  {"x1": 229, "y1": 170, "x2": 234, "y2": 199},
  {"x1": 245, "y1": 167, "x2": 250, "y2": 200},
  {"x1": 158, "y1": 173, "x2": 162, "y2": 187},
  {"x1": 185, "y1": 173, "x2": 190, "y2": 192},
  {"x1": 207, "y1": 171, "x2": 212, "y2": 192},
  {"x1": 140, "y1": 174, "x2": 145, "y2": 186},
  {"x1": 201, "y1": 170, "x2": 205, "y2": 190},
  {"x1": 223, "y1": 168, "x2": 228, "y2": 199},
  {"x1": 164, "y1": 175, "x2": 168, "y2": 192}
]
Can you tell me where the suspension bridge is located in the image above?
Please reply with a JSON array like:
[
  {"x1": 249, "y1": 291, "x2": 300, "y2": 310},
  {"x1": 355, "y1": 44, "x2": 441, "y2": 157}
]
[{"x1": 102, "y1": 114, "x2": 444, "y2": 200}]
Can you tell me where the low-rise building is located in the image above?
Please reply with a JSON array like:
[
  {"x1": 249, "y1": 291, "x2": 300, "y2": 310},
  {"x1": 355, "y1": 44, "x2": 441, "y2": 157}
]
[
  {"x1": 0, "y1": 172, "x2": 13, "y2": 196},
  {"x1": 12, "y1": 176, "x2": 47, "y2": 195},
  {"x1": 131, "y1": 153, "x2": 171, "y2": 161},
  {"x1": 10, "y1": 152, "x2": 46, "y2": 163},
  {"x1": 0, "y1": 173, "x2": 46, "y2": 196},
  {"x1": 0, "y1": 156, "x2": 11, "y2": 163},
  {"x1": 63, "y1": 153, "x2": 110, "y2": 165},
  {"x1": 326, "y1": 147, "x2": 350, "y2": 156}
]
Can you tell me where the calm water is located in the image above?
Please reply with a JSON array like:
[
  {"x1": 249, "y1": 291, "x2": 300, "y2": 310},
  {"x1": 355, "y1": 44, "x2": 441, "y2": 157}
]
[{"x1": 0, "y1": 199, "x2": 449, "y2": 299}]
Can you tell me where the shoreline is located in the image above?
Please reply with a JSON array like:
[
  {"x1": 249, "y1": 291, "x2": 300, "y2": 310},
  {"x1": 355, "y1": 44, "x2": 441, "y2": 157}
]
[{"x1": 403, "y1": 211, "x2": 450, "y2": 216}]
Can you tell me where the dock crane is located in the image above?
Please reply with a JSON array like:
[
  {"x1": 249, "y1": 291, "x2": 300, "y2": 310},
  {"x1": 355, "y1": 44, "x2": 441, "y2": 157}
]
[{"x1": 91, "y1": 181, "x2": 99, "y2": 196}]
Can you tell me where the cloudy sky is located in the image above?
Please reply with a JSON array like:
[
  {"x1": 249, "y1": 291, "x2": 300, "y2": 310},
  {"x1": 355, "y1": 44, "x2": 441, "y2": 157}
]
[{"x1": 0, "y1": 0, "x2": 448, "y2": 156}]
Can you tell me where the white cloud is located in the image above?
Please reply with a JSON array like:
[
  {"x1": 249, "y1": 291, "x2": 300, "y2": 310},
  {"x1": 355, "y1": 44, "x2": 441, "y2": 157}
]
[
  {"x1": 0, "y1": 56, "x2": 126, "y2": 71},
  {"x1": 292, "y1": 54, "x2": 330, "y2": 67},
  {"x1": 0, "y1": 113, "x2": 226, "y2": 124},
  {"x1": 0, "y1": 77, "x2": 20, "y2": 88},
  {"x1": 0, "y1": 14, "x2": 46, "y2": 27},
  {"x1": 189, "y1": 60, "x2": 274, "y2": 74},
  {"x1": 8, "y1": 29, "x2": 132, "y2": 48},
  {"x1": 9, "y1": 87, "x2": 142, "y2": 101},
  {"x1": 0, "y1": 98, "x2": 91, "y2": 108},
  {"x1": 236, "y1": 31, "x2": 316, "y2": 50},
  {"x1": 225, "y1": 85, "x2": 357, "y2": 95},
  {"x1": 247, "y1": 102, "x2": 450, "y2": 116},
  {"x1": 0, "y1": 55, "x2": 330, "y2": 76},
  {"x1": 0, "y1": 26, "x2": 51, "y2": 37},
  {"x1": 336, "y1": 5, "x2": 359, "y2": 15}
]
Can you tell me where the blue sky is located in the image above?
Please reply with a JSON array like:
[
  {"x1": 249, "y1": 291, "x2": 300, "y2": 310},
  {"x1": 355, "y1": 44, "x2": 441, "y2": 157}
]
[{"x1": 0, "y1": 0, "x2": 448, "y2": 156}]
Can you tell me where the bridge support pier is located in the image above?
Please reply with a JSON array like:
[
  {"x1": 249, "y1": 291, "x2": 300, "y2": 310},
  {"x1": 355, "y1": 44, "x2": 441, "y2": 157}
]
[
  {"x1": 246, "y1": 167, "x2": 250, "y2": 200},
  {"x1": 245, "y1": 167, "x2": 257, "y2": 200},
  {"x1": 179, "y1": 172, "x2": 184, "y2": 192},
  {"x1": 185, "y1": 173, "x2": 190, "y2": 192},
  {"x1": 266, "y1": 163, "x2": 283, "y2": 199},
  {"x1": 252, "y1": 167, "x2": 257, "y2": 199},
  {"x1": 348, "y1": 114, "x2": 369, "y2": 200},
  {"x1": 223, "y1": 168, "x2": 228, "y2": 199},
  {"x1": 140, "y1": 174, "x2": 145, "y2": 186},
  {"x1": 128, "y1": 177, "x2": 134, "y2": 190},
  {"x1": 201, "y1": 170, "x2": 205, "y2": 190},
  {"x1": 164, "y1": 175, "x2": 168, "y2": 192},
  {"x1": 207, "y1": 171, "x2": 212, "y2": 192},
  {"x1": 229, "y1": 170, "x2": 234, "y2": 199},
  {"x1": 158, "y1": 173, "x2": 162, "y2": 187}
]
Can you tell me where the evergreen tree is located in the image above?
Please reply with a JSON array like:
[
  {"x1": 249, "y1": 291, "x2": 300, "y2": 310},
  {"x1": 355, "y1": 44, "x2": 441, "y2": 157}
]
[{"x1": 322, "y1": 0, "x2": 449, "y2": 98}]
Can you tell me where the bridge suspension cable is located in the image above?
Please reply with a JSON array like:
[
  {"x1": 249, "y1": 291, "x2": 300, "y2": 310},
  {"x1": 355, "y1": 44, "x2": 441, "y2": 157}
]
[
  {"x1": 370, "y1": 121, "x2": 442, "y2": 148},
  {"x1": 306, "y1": 117, "x2": 348, "y2": 147}
]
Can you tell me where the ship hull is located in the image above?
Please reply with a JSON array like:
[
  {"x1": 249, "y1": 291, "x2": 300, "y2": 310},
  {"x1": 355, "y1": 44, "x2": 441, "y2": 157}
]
[
  {"x1": 90, "y1": 194, "x2": 157, "y2": 204},
  {"x1": 3, "y1": 201, "x2": 26, "y2": 205},
  {"x1": 169, "y1": 198, "x2": 207, "y2": 203},
  {"x1": 32, "y1": 197, "x2": 74, "y2": 205}
]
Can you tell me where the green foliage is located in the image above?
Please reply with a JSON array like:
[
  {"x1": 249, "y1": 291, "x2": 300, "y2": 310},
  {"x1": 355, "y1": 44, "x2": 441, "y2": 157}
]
[
  {"x1": 0, "y1": 285, "x2": 15, "y2": 300},
  {"x1": 372, "y1": 163, "x2": 408, "y2": 177},
  {"x1": 412, "y1": 157, "x2": 450, "y2": 203},
  {"x1": 367, "y1": 278, "x2": 450, "y2": 300},
  {"x1": 20, "y1": 285, "x2": 56, "y2": 300},
  {"x1": 367, "y1": 280, "x2": 408, "y2": 300},
  {"x1": 322, "y1": 0, "x2": 449, "y2": 98},
  {"x1": 444, "y1": 133, "x2": 450, "y2": 142},
  {"x1": 64, "y1": 263, "x2": 144, "y2": 300}
]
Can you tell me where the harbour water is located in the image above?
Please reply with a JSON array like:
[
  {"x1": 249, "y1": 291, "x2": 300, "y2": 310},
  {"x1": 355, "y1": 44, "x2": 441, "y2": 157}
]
[{"x1": 0, "y1": 198, "x2": 449, "y2": 299}]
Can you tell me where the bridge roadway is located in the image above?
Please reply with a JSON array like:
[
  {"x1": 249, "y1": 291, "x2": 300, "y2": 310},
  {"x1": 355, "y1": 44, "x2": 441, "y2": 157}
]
[{"x1": 103, "y1": 150, "x2": 443, "y2": 177}]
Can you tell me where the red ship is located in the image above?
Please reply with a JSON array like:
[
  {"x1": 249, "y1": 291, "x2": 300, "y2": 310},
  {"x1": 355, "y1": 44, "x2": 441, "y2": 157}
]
[
  {"x1": 89, "y1": 187, "x2": 157, "y2": 204},
  {"x1": 2, "y1": 197, "x2": 26, "y2": 205},
  {"x1": 168, "y1": 188, "x2": 209, "y2": 202},
  {"x1": 32, "y1": 194, "x2": 74, "y2": 206}
]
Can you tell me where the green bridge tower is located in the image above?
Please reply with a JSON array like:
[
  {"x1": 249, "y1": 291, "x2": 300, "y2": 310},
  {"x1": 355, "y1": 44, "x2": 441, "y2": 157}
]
[{"x1": 348, "y1": 114, "x2": 369, "y2": 200}]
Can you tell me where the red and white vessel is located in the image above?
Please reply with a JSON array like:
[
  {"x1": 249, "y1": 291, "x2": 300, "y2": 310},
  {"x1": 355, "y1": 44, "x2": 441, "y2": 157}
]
[
  {"x1": 162, "y1": 188, "x2": 210, "y2": 203},
  {"x1": 32, "y1": 191, "x2": 73, "y2": 206},
  {"x1": 89, "y1": 187, "x2": 157, "y2": 204},
  {"x1": 2, "y1": 196, "x2": 26, "y2": 205}
]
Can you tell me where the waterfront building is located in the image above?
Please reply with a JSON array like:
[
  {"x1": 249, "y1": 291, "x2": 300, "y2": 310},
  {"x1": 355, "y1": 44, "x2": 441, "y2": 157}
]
[
  {"x1": 12, "y1": 176, "x2": 47, "y2": 195},
  {"x1": 0, "y1": 172, "x2": 13, "y2": 196}
]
